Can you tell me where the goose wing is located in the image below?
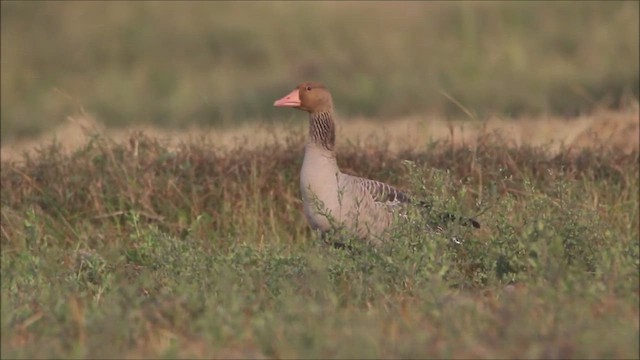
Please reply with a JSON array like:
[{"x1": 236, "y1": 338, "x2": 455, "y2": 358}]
[
  {"x1": 341, "y1": 173, "x2": 481, "y2": 228},
  {"x1": 341, "y1": 174, "x2": 410, "y2": 206}
]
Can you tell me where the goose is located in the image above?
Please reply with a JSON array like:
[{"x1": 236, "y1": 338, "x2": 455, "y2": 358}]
[{"x1": 274, "y1": 81, "x2": 479, "y2": 246}]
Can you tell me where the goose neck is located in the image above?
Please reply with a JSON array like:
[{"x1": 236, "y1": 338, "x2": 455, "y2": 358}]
[{"x1": 309, "y1": 111, "x2": 336, "y2": 152}]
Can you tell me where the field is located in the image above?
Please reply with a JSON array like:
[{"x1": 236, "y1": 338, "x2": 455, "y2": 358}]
[
  {"x1": 2, "y1": 110, "x2": 639, "y2": 358},
  {"x1": 2, "y1": 2, "x2": 639, "y2": 359}
]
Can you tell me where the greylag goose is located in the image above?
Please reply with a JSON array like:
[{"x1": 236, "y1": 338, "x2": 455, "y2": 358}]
[{"x1": 274, "y1": 82, "x2": 479, "y2": 245}]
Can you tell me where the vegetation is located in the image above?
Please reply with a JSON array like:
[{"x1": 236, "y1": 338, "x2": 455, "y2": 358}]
[
  {"x1": 2, "y1": 1, "x2": 638, "y2": 358},
  {"x1": 2, "y1": 1, "x2": 639, "y2": 141},
  {"x1": 2, "y1": 133, "x2": 638, "y2": 358}
]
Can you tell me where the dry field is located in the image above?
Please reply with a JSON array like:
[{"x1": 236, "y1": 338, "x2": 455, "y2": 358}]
[{"x1": 2, "y1": 106, "x2": 638, "y2": 163}]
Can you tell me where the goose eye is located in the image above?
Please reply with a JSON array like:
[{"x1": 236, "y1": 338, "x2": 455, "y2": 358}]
[{"x1": 306, "y1": 86, "x2": 312, "y2": 91}]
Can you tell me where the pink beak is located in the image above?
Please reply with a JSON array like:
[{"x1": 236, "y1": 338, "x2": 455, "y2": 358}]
[{"x1": 274, "y1": 89, "x2": 301, "y2": 107}]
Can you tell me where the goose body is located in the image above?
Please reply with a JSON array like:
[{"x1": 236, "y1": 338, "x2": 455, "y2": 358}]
[
  {"x1": 274, "y1": 82, "x2": 478, "y2": 244},
  {"x1": 300, "y1": 144, "x2": 401, "y2": 241}
]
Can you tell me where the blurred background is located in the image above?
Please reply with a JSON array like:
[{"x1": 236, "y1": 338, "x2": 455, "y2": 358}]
[{"x1": 1, "y1": 1, "x2": 638, "y2": 143}]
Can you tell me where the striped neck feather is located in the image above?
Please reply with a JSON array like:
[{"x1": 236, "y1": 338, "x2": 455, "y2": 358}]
[{"x1": 309, "y1": 111, "x2": 336, "y2": 151}]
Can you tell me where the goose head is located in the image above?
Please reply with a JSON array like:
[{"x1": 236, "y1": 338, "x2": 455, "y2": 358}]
[{"x1": 274, "y1": 82, "x2": 334, "y2": 113}]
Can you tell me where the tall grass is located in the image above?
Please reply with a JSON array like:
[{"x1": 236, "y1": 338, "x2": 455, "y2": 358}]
[
  {"x1": 2, "y1": 1, "x2": 638, "y2": 141},
  {"x1": 1, "y1": 133, "x2": 638, "y2": 358}
]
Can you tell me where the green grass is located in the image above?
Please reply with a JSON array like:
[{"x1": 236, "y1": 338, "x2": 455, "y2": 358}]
[
  {"x1": 1, "y1": 133, "x2": 638, "y2": 358},
  {"x1": 1, "y1": 1, "x2": 639, "y2": 141}
]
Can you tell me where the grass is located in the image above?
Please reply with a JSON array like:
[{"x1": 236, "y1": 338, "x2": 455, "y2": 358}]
[
  {"x1": 1, "y1": 1, "x2": 639, "y2": 141},
  {"x1": 1, "y1": 131, "x2": 638, "y2": 358},
  {"x1": 2, "y1": 2, "x2": 638, "y2": 356}
]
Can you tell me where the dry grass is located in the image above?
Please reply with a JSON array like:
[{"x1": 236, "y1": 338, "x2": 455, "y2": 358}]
[{"x1": 2, "y1": 106, "x2": 638, "y2": 163}]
